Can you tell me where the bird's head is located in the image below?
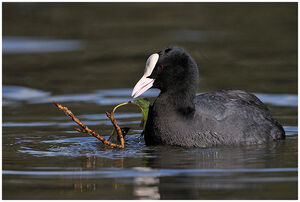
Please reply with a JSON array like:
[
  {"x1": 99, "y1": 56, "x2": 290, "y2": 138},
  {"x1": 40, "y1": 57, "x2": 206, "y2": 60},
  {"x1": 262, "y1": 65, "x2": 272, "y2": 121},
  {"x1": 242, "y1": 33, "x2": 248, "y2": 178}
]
[{"x1": 131, "y1": 46, "x2": 198, "y2": 98}]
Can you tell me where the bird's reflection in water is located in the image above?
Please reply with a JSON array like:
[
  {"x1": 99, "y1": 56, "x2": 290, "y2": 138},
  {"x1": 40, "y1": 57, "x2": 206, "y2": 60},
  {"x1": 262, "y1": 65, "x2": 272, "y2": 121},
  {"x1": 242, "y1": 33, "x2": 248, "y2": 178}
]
[
  {"x1": 141, "y1": 141, "x2": 287, "y2": 199},
  {"x1": 67, "y1": 140, "x2": 288, "y2": 199},
  {"x1": 133, "y1": 177, "x2": 160, "y2": 199}
]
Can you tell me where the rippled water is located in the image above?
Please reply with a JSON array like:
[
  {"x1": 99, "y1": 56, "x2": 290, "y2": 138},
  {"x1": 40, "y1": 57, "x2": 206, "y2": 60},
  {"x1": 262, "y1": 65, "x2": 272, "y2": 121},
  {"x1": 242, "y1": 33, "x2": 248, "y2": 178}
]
[
  {"x1": 3, "y1": 3, "x2": 298, "y2": 200},
  {"x1": 3, "y1": 85, "x2": 298, "y2": 199}
]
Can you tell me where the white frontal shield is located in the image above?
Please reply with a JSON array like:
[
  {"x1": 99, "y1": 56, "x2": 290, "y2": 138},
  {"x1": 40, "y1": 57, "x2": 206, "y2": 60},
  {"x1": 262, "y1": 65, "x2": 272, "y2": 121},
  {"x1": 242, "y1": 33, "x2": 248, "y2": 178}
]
[{"x1": 131, "y1": 53, "x2": 159, "y2": 98}]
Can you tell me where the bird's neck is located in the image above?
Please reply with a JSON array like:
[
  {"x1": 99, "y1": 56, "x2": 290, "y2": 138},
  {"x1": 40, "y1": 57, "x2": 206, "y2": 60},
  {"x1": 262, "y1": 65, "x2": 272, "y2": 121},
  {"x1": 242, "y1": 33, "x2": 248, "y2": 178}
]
[{"x1": 155, "y1": 83, "x2": 197, "y2": 117}]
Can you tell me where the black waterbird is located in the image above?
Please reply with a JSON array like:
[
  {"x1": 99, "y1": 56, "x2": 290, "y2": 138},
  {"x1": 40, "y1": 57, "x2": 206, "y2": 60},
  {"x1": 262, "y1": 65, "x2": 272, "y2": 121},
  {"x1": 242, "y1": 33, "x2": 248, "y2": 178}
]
[{"x1": 131, "y1": 46, "x2": 285, "y2": 147}]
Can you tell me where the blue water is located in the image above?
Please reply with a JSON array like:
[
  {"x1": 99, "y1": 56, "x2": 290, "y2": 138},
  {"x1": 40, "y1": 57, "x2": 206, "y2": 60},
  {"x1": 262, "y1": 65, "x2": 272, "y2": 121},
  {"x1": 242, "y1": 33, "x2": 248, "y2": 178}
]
[
  {"x1": 3, "y1": 85, "x2": 298, "y2": 106},
  {"x1": 2, "y1": 37, "x2": 83, "y2": 54}
]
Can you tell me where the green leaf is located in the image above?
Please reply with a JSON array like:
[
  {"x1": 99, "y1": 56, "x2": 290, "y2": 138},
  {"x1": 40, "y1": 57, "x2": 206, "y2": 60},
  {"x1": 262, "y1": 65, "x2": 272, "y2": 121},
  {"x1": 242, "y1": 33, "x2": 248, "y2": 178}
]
[
  {"x1": 108, "y1": 98, "x2": 150, "y2": 142},
  {"x1": 131, "y1": 98, "x2": 150, "y2": 129}
]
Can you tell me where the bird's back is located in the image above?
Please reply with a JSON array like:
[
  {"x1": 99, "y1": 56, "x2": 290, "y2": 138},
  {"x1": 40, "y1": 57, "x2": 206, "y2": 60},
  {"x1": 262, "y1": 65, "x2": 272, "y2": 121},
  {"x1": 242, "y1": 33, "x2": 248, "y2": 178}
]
[{"x1": 193, "y1": 90, "x2": 285, "y2": 146}]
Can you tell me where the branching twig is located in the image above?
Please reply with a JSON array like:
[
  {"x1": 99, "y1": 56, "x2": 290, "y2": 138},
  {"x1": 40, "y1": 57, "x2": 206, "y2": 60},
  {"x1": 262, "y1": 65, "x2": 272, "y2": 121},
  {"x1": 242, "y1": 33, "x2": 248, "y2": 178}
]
[
  {"x1": 53, "y1": 102, "x2": 125, "y2": 148},
  {"x1": 106, "y1": 111, "x2": 125, "y2": 147}
]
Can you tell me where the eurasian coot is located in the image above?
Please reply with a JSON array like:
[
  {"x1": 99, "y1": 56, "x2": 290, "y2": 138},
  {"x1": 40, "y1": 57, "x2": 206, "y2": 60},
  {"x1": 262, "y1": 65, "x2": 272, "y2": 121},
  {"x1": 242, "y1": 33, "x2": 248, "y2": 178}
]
[{"x1": 131, "y1": 46, "x2": 285, "y2": 147}]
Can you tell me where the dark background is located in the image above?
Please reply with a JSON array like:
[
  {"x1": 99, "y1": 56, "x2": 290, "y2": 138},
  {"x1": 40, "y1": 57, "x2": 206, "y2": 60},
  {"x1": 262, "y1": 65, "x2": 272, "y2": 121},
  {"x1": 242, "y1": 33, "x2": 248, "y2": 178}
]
[{"x1": 3, "y1": 3, "x2": 297, "y2": 95}]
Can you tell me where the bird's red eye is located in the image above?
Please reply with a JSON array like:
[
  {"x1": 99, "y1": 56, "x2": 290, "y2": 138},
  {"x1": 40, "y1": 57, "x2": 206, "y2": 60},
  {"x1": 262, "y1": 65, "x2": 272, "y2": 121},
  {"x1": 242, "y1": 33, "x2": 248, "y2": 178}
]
[{"x1": 158, "y1": 65, "x2": 164, "y2": 71}]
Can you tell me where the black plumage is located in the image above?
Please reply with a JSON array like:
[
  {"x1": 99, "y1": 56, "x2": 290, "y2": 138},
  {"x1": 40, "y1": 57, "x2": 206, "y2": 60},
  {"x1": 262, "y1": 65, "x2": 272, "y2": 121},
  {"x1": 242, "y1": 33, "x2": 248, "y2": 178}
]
[{"x1": 136, "y1": 46, "x2": 285, "y2": 147}]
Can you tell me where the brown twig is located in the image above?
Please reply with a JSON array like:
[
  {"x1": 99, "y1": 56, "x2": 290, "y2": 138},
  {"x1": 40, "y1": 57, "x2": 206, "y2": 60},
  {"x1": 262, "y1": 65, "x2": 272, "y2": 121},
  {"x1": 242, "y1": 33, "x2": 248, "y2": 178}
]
[
  {"x1": 53, "y1": 101, "x2": 125, "y2": 148},
  {"x1": 105, "y1": 111, "x2": 125, "y2": 148}
]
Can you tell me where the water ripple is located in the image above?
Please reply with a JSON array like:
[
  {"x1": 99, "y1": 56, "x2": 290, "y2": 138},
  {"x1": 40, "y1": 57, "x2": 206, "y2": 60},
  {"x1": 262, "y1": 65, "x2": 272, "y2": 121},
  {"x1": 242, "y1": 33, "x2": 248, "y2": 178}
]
[
  {"x1": 2, "y1": 85, "x2": 298, "y2": 107},
  {"x1": 3, "y1": 36, "x2": 83, "y2": 54},
  {"x1": 3, "y1": 167, "x2": 298, "y2": 178}
]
